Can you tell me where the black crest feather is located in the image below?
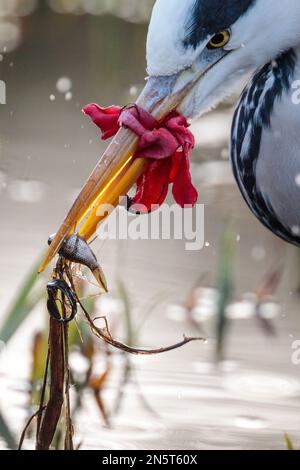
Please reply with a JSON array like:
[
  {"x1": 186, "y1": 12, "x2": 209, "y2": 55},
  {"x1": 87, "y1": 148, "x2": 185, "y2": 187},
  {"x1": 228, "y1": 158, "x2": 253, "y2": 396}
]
[{"x1": 184, "y1": 0, "x2": 256, "y2": 48}]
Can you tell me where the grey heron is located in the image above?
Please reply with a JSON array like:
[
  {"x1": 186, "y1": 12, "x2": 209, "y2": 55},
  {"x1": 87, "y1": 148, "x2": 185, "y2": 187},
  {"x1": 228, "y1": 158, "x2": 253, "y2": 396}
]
[{"x1": 40, "y1": 0, "x2": 300, "y2": 271}]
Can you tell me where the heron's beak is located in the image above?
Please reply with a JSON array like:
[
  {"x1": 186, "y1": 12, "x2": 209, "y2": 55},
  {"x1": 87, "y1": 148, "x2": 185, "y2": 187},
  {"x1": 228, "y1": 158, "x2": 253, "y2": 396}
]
[{"x1": 38, "y1": 72, "x2": 200, "y2": 274}]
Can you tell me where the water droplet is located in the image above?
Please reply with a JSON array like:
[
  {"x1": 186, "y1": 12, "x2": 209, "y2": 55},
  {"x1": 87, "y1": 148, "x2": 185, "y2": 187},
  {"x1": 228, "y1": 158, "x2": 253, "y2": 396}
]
[
  {"x1": 236, "y1": 234, "x2": 240, "y2": 242},
  {"x1": 129, "y1": 85, "x2": 138, "y2": 96},
  {"x1": 291, "y1": 225, "x2": 300, "y2": 236},
  {"x1": 56, "y1": 76, "x2": 72, "y2": 94},
  {"x1": 205, "y1": 241, "x2": 210, "y2": 247},
  {"x1": 49, "y1": 94, "x2": 56, "y2": 101},
  {"x1": 65, "y1": 91, "x2": 72, "y2": 101},
  {"x1": 0, "y1": 54, "x2": 3, "y2": 62}
]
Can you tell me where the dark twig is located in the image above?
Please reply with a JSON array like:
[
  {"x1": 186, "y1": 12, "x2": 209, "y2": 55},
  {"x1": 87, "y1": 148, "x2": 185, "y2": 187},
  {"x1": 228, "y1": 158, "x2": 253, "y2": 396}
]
[
  {"x1": 66, "y1": 268, "x2": 206, "y2": 354},
  {"x1": 79, "y1": 293, "x2": 205, "y2": 355},
  {"x1": 66, "y1": 263, "x2": 206, "y2": 354}
]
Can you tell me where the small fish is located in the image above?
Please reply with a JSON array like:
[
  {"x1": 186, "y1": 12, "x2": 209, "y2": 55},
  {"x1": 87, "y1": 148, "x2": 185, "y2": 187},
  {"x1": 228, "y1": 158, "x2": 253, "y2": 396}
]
[{"x1": 48, "y1": 234, "x2": 108, "y2": 292}]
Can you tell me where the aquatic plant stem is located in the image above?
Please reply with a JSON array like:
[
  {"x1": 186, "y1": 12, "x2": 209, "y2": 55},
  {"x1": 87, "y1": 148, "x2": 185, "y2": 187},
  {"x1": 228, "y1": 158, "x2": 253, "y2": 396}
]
[
  {"x1": 62, "y1": 319, "x2": 74, "y2": 450},
  {"x1": 36, "y1": 347, "x2": 50, "y2": 440},
  {"x1": 36, "y1": 318, "x2": 64, "y2": 450}
]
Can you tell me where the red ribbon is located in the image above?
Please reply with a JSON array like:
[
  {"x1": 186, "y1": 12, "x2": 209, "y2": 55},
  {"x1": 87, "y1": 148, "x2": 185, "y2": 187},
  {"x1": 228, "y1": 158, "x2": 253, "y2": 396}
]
[{"x1": 83, "y1": 103, "x2": 198, "y2": 213}]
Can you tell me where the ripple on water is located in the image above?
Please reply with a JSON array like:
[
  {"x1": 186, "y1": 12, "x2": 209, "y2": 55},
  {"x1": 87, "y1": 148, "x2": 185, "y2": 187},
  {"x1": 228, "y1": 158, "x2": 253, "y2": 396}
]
[
  {"x1": 82, "y1": 437, "x2": 137, "y2": 451},
  {"x1": 110, "y1": 417, "x2": 166, "y2": 440},
  {"x1": 223, "y1": 373, "x2": 300, "y2": 399},
  {"x1": 234, "y1": 415, "x2": 269, "y2": 430},
  {"x1": 192, "y1": 360, "x2": 240, "y2": 375}
]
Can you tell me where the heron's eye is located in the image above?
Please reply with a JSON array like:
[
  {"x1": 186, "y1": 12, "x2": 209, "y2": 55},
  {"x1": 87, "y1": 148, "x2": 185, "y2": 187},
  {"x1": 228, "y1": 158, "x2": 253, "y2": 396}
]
[{"x1": 207, "y1": 31, "x2": 230, "y2": 49}]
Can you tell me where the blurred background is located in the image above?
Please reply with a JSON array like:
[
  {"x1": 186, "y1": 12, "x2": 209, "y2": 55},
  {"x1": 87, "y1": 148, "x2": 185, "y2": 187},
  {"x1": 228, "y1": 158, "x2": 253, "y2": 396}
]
[{"x1": 0, "y1": 0, "x2": 300, "y2": 451}]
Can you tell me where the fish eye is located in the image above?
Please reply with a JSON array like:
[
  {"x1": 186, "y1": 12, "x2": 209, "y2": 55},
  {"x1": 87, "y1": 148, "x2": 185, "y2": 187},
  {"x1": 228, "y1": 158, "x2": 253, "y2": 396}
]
[{"x1": 207, "y1": 30, "x2": 230, "y2": 49}]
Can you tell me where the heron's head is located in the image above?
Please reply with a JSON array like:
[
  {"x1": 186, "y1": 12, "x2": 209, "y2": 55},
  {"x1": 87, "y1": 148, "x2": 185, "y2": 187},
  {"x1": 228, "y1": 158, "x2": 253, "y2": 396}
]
[{"x1": 142, "y1": 0, "x2": 300, "y2": 119}]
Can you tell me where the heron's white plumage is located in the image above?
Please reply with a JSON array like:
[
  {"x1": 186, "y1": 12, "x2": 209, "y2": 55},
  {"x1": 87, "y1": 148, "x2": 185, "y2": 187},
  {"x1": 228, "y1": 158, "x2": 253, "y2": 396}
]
[{"x1": 147, "y1": 0, "x2": 200, "y2": 76}]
